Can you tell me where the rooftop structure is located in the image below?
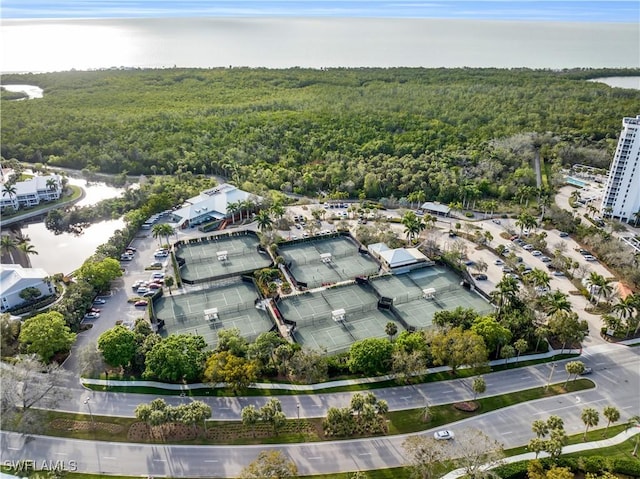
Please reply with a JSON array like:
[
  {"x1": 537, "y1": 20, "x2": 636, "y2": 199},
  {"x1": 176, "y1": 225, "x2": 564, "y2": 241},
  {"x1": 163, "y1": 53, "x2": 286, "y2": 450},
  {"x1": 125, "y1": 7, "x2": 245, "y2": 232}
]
[
  {"x1": 601, "y1": 115, "x2": 640, "y2": 223},
  {"x1": 420, "y1": 201, "x2": 451, "y2": 216}
]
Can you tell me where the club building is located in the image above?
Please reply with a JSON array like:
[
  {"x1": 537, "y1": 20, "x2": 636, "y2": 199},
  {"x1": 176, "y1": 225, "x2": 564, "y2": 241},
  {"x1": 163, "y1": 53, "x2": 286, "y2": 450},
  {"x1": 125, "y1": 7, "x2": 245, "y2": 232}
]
[
  {"x1": 169, "y1": 183, "x2": 261, "y2": 229},
  {"x1": 601, "y1": 115, "x2": 640, "y2": 223}
]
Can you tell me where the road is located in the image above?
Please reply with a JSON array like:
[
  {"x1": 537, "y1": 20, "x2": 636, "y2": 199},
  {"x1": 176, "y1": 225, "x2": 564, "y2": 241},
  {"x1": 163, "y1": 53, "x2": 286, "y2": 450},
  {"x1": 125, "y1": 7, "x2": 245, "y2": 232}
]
[{"x1": 2, "y1": 344, "x2": 638, "y2": 477}]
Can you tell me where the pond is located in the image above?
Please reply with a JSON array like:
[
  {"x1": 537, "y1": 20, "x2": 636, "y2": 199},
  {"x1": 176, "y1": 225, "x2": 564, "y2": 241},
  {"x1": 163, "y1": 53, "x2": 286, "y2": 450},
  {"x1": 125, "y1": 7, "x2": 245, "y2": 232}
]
[{"x1": 19, "y1": 177, "x2": 128, "y2": 275}]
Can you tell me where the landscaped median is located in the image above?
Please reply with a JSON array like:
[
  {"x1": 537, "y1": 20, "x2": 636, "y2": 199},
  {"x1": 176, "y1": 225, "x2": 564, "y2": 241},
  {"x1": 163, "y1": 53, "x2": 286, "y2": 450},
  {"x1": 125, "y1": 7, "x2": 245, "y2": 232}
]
[{"x1": 14, "y1": 380, "x2": 594, "y2": 446}]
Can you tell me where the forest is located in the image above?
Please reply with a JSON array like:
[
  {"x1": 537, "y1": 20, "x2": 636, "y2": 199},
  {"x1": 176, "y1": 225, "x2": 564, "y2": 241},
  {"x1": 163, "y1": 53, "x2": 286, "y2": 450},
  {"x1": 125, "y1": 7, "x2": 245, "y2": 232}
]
[{"x1": 2, "y1": 67, "x2": 639, "y2": 202}]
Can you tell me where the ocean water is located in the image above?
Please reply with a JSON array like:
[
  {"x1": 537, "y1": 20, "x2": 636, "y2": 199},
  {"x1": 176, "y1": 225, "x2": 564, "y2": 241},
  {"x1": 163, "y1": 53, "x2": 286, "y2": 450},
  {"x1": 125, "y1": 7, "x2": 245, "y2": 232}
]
[{"x1": 1, "y1": 17, "x2": 639, "y2": 73}]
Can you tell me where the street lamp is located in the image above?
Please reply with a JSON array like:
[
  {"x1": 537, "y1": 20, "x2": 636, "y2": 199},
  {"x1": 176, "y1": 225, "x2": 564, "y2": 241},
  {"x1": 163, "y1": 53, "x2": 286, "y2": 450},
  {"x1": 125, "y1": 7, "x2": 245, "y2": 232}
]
[
  {"x1": 546, "y1": 362, "x2": 557, "y2": 390},
  {"x1": 84, "y1": 397, "x2": 95, "y2": 430},
  {"x1": 296, "y1": 403, "x2": 300, "y2": 421}
]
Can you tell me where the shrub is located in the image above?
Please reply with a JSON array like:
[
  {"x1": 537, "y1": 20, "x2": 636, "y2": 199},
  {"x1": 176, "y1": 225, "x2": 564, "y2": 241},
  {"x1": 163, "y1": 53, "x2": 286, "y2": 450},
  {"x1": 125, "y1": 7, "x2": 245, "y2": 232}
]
[
  {"x1": 465, "y1": 212, "x2": 474, "y2": 218},
  {"x1": 492, "y1": 460, "x2": 528, "y2": 479},
  {"x1": 613, "y1": 458, "x2": 640, "y2": 477},
  {"x1": 578, "y1": 456, "x2": 612, "y2": 474}
]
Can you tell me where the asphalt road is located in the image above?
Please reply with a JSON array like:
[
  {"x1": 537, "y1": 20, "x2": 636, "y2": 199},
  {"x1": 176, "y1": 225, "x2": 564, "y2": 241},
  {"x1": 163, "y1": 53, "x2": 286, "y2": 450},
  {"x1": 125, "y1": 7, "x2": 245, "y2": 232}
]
[{"x1": 2, "y1": 344, "x2": 638, "y2": 477}]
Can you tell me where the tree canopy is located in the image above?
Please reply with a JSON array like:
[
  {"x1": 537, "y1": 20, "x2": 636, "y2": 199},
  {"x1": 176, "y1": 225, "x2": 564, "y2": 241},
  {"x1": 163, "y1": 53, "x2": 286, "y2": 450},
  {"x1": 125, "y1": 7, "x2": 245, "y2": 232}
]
[{"x1": 18, "y1": 311, "x2": 76, "y2": 363}]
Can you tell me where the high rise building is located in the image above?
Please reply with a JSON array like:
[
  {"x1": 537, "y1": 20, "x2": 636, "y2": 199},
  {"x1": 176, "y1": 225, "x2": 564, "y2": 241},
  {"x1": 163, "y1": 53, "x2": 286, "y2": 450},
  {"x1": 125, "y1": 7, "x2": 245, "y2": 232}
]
[{"x1": 601, "y1": 115, "x2": 640, "y2": 224}]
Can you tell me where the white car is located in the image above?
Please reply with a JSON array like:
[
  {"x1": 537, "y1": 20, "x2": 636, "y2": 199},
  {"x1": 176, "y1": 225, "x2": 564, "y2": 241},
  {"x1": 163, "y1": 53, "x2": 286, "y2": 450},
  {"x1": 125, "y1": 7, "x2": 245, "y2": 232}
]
[
  {"x1": 84, "y1": 312, "x2": 100, "y2": 320},
  {"x1": 434, "y1": 430, "x2": 455, "y2": 440},
  {"x1": 531, "y1": 250, "x2": 542, "y2": 256},
  {"x1": 494, "y1": 259, "x2": 504, "y2": 266},
  {"x1": 523, "y1": 244, "x2": 534, "y2": 251}
]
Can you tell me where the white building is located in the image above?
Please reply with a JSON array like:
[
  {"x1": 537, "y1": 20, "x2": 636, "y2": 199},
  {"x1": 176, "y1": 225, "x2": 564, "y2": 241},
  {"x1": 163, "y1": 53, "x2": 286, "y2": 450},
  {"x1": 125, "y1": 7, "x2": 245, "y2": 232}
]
[
  {"x1": 0, "y1": 264, "x2": 54, "y2": 312},
  {"x1": 367, "y1": 243, "x2": 434, "y2": 274},
  {"x1": 0, "y1": 173, "x2": 63, "y2": 212},
  {"x1": 170, "y1": 183, "x2": 261, "y2": 229},
  {"x1": 601, "y1": 115, "x2": 640, "y2": 223}
]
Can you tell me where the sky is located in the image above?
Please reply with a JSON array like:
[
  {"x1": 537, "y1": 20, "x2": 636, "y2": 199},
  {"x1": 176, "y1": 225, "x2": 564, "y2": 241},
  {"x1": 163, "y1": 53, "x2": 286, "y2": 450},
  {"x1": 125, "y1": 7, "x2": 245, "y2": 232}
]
[{"x1": 1, "y1": 0, "x2": 639, "y2": 22}]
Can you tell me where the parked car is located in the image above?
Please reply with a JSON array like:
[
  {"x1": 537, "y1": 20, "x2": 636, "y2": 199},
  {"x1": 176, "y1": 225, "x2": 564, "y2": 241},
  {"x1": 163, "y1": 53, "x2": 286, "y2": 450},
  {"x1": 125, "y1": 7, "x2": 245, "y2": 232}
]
[
  {"x1": 531, "y1": 250, "x2": 542, "y2": 256},
  {"x1": 88, "y1": 307, "x2": 101, "y2": 313},
  {"x1": 93, "y1": 298, "x2": 106, "y2": 305},
  {"x1": 559, "y1": 231, "x2": 569, "y2": 238},
  {"x1": 134, "y1": 300, "x2": 148, "y2": 307},
  {"x1": 434, "y1": 430, "x2": 455, "y2": 441},
  {"x1": 154, "y1": 251, "x2": 169, "y2": 258},
  {"x1": 474, "y1": 274, "x2": 488, "y2": 280},
  {"x1": 149, "y1": 261, "x2": 163, "y2": 268},
  {"x1": 510, "y1": 235, "x2": 519, "y2": 241},
  {"x1": 494, "y1": 259, "x2": 504, "y2": 265},
  {"x1": 152, "y1": 272, "x2": 165, "y2": 279},
  {"x1": 120, "y1": 254, "x2": 134, "y2": 261},
  {"x1": 579, "y1": 367, "x2": 593, "y2": 375},
  {"x1": 552, "y1": 271, "x2": 566, "y2": 277},
  {"x1": 501, "y1": 248, "x2": 510, "y2": 256},
  {"x1": 142, "y1": 291, "x2": 156, "y2": 298},
  {"x1": 148, "y1": 283, "x2": 161, "y2": 290},
  {"x1": 523, "y1": 244, "x2": 534, "y2": 251},
  {"x1": 492, "y1": 219, "x2": 501, "y2": 224},
  {"x1": 540, "y1": 256, "x2": 551, "y2": 263},
  {"x1": 584, "y1": 255, "x2": 597, "y2": 261},
  {"x1": 137, "y1": 287, "x2": 149, "y2": 295},
  {"x1": 84, "y1": 312, "x2": 100, "y2": 320},
  {"x1": 502, "y1": 267, "x2": 513, "y2": 273},
  {"x1": 579, "y1": 249, "x2": 590, "y2": 256}
]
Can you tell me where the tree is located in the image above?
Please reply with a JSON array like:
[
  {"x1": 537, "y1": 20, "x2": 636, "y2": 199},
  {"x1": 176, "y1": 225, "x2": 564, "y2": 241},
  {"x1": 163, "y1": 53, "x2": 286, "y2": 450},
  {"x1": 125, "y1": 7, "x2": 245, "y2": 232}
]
[
  {"x1": 97, "y1": 325, "x2": 137, "y2": 369},
  {"x1": 18, "y1": 286, "x2": 43, "y2": 303},
  {"x1": 287, "y1": 349, "x2": 328, "y2": 384},
  {"x1": 151, "y1": 223, "x2": 175, "y2": 247},
  {"x1": 500, "y1": 344, "x2": 515, "y2": 365},
  {"x1": 241, "y1": 404, "x2": 261, "y2": 437},
  {"x1": 564, "y1": 360, "x2": 585, "y2": 387},
  {"x1": 0, "y1": 235, "x2": 17, "y2": 263},
  {"x1": 240, "y1": 450, "x2": 297, "y2": 479},
  {"x1": 348, "y1": 337, "x2": 394, "y2": 376},
  {"x1": 513, "y1": 338, "x2": 528, "y2": 362},
  {"x1": 391, "y1": 348, "x2": 426, "y2": 384},
  {"x1": 2, "y1": 182, "x2": 17, "y2": 205},
  {"x1": 0, "y1": 313, "x2": 21, "y2": 357},
  {"x1": 176, "y1": 400, "x2": 211, "y2": 436},
  {"x1": 260, "y1": 398, "x2": 287, "y2": 435},
  {"x1": 203, "y1": 350, "x2": 258, "y2": 394},
  {"x1": 18, "y1": 311, "x2": 76, "y2": 363},
  {"x1": 453, "y1": 428, "x2": 504, "y2": 479},
  {"x1": 76, "y1": 257, "x2": 123, "y2": 292},
  {"x1": 626, "y1": 415, "x2": 640, "y2": 456},
  {"x1": 430, "y1": 327, "x2": 488, "y2": 374},
  {"x1": 601, "y1": 406, "x2": 620, "y2": 436},
  {"x1": 385, "y1": 321, "x2": 398, "y2": 341},
  {"x1": 164, "y1": 275, "x2": 175, "y2": 294},
  {"x1": 471, "y1": 316, "x2": 512, "y2": 358},
  {"x1": 255, "y1": 210, "x2": 273, "y2": 232},
  {"x1": 143, "y1": 334, "x2": 207, "y2": 383},
  {"x1": 472, "y1": 376, "x2": 486, "y2": 401},
  {"x1": 402, "y1": 435, "x2": 448, "y2": 479},
  {"x1": 543, "y1": 290, "x2": 572, "y2": 316},
  {"x1": 548, "y1": 310, "x2": 587, "y2": 353},
  {"x1": 247, "y1": 331, "x2": 288, "y2": 373},
  {"x1": 401, "y1": 211, "x2": 426, "y2": 243},
  {"x1": 17, "y1": 241, "x2": 38, "y2": 257},
  {"x1": 581, "y1": 407, "x2": 599, "y2": 440},
  {"x1": 433, "y1": 307, "x2": 479, "y2": 330},
  {"x1": 530, "y1": 415, "x2": 567, "y2": 460},
  {"x1": 216, "y1": 327, "x2": 249, "y2": 357},
  {"x1": 527, "y1": 438, "x2": 547, "y2": 459}
]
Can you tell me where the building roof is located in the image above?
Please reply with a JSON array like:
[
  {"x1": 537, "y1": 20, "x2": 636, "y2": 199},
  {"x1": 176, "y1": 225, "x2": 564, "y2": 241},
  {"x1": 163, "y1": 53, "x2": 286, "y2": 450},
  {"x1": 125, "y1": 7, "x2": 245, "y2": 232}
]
[
  {"x1": 420, "y1": 201, "x2": 451, "y2": 214},
  {"x1": 368, "y1": 243, "x2": 390, "y2": 254},
  {"x1": 406, "y1": 248, "x2": 430, "y2": 262},
  {"x1": 0, "y1": 264, "x2": 49, "y2": 296},
  {"x1": 379, "y1": 248, "x2": 420, "y2": 268},
  {"x1": 172, "y1": 183, "x2": 259, "y2": 225},
  {"x1": 12, "y1": 174, "x2": 61, "y2": 196}
]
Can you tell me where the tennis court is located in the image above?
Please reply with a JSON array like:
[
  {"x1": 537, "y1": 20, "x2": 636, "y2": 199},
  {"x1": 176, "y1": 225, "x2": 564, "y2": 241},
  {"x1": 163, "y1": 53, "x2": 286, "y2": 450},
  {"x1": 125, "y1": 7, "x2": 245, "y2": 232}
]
[
  {"x1": 153, "y1": 281, "x2": 274, "y2": 349},
  {"x1": 176, "y1": 234, "x2": 272, "y2": 282},
  {"x1": 277, "y1": 283, "x2": 402, "y2": 354},
  {"x1": 279, "y1": 236, "x2": 380, "y2": 288},
  {"x1": 371, "y1": 266, "x2": 493, "y2": 330}
]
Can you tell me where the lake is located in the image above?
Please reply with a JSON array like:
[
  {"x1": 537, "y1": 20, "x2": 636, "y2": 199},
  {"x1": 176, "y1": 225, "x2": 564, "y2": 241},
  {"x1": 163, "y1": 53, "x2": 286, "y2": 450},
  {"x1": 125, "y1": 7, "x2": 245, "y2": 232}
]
[
  {"x1": 589, "y1": 76, "x2": 640, "y2": 90},
  {"x1": 2, "y1": 17, "x2": 639, "y2": 72},
  {"x1": 20, "y1": 177, "x2": 126, "y2": 275}
]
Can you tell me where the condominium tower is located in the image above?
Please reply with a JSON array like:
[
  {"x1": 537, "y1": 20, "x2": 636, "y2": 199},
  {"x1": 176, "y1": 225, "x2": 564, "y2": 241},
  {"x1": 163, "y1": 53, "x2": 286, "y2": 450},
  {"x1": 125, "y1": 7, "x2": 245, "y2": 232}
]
[{"x1": 601, "y1": 115, "x2": 640, "y2": 223}]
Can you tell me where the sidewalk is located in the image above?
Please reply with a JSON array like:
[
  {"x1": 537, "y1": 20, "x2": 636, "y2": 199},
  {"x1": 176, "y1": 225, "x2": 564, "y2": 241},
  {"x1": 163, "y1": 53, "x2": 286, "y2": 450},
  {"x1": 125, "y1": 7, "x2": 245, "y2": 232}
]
[{"x1": 442, "y1": 428, "x2": 640, "y2": 478}]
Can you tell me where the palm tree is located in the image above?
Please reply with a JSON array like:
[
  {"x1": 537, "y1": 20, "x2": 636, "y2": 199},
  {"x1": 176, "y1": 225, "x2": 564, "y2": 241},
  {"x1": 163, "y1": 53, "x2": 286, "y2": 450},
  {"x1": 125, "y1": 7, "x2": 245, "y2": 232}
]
[
  {"x1": 0, "y1": 235, "x2": 17, "y2": 263},
  {"x1": 255, "y1": 210, "x2": 273, "y2": 232},
  {"x1": 543, "y1": 290, "x2": 572, "y2": 316},
  {"x1": 602, "y1": 406, "x2": 620, "y2": 437},
  {"x1": 46, "y1": 177, "x2": 58, "y2": 192},
  {"x1": 490, "y1": 275, "x2": 520, "y2": 317},
  {"x1": 270, "y1": 203, "x2": 285, "y2": 223},
  {"x1": 2, "y1": 182, "x2": 17, "y2": 207},
  {"x1": 581, "y1": 407, "x2": 599, "y2": 441},
  {"x1": 17, "y1": 242, "x2": 38, "y2": 256},
  {"x1": 528, "y1": 268, "x2": 551, "y2": 290},
  {"x1": 586, "y1": 272, "x2": 610, "y2": 304},
  {"x1": 152, "y1": 223, "x2": 175, "y2": 248},
  {"x1": 401, "y1": 211, "x2": 425, "y2": 244},
  {"x1": 626, "y1": 415, "x2": 640, "y2": 456},
  {"x1": 613, "y1": 295, "x2": 637, "y2": 337},
  {"x1": 226, "y1": 201, "x2": 239, "y2": 224}
]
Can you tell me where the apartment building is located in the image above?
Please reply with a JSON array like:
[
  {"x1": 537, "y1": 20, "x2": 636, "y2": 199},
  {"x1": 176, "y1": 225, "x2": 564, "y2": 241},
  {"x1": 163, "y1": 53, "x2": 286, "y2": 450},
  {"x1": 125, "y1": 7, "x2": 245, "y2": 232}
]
[{"x1": 601, "y1": 115, "x2": 640, "y2": 223}]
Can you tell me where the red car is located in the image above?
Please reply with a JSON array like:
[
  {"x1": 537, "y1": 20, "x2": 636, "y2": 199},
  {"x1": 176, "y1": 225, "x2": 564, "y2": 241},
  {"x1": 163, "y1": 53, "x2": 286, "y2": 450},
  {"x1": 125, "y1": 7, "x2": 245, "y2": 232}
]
[
  {"x1": 88, "y1": 307, "x2": 101, "y2": 313},
  {"x1": 134, "y1": 300, "x2": 148, "y2": 307}
]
